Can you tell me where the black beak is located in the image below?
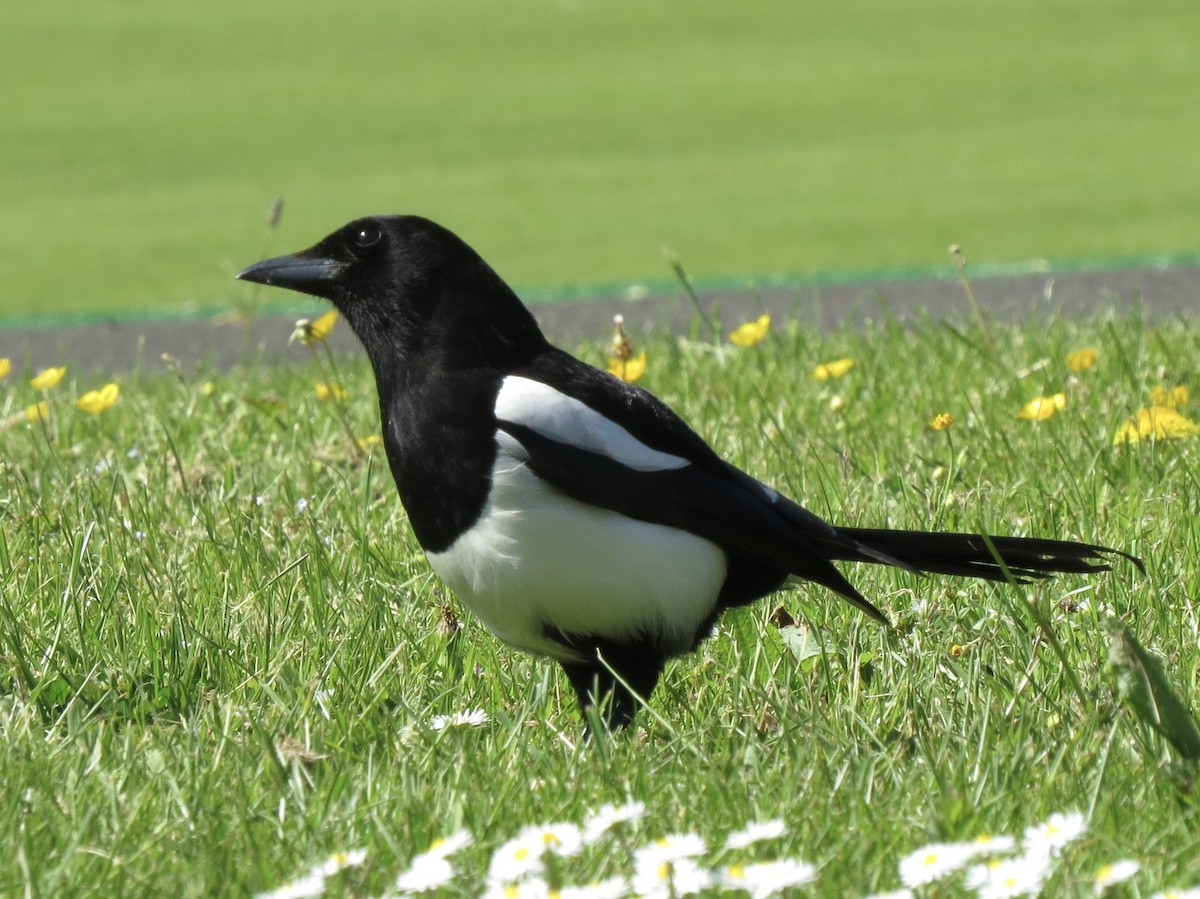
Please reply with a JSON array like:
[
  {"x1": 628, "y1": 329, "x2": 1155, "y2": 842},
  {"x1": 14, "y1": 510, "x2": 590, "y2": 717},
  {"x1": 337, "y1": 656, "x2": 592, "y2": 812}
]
[{"x1": 236, "y1": 253, "x2": 344, "y2": 297}]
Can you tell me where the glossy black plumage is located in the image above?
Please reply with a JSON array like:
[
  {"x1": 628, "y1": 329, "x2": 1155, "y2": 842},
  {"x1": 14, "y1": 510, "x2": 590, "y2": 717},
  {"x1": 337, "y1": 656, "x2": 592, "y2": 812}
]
[{"x1": 238, "y1": 215, "x2": 1141, "y2": 729}]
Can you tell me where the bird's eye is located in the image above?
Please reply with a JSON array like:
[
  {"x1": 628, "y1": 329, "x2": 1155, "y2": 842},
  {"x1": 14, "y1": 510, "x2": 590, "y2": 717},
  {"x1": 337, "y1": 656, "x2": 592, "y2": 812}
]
[{"x1": 351, "y1": 224, "x2": 382, "y2": 255}]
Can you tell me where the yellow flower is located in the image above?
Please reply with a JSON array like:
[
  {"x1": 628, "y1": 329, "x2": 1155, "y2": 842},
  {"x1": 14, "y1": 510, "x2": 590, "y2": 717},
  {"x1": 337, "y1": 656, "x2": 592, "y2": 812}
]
[
  {"x1": 929, "y1": 412, "x2": 954, "y2": 431},
  {"x1": 950, "y1": 644, "x2": 965, "y2": 658},
  {"x1": 357, "y1": 434, "x2": 383, "y2": 451},
  {"x1": 315, "y1": 382, "x2": 349, "y2": 401},
  {"x1": 1065, "y1": 347, "x2": 1098, "y2": 372},
  {"x1": 290, "y1": 309, "x2": 339, "y2": 345},
  {"x1": 728, "y1": 314, "x2": 771, "y2": 347},
  {"x1": 813, "y1": 358, "x2": 855, "y2": 381},
  {"x1": 0, "y1": 358, "x2": 11, "y2": 379},
  {"x1": 1016, "y1": 393, "x2": 1066, "y2": 421},
  {"x1": 30, "y1": 366, "x2": 67, "y2": 390},
  {"x1": 3, "y1": 402, "x2": 49, "y2": 428},
  {"x1": 74, "y1": 383, "x2": 119, "y2": 415},
  {"x1": 1149, "y1": 384, "x2": 1188, "y2": 409},
  {"x1": 1113, "y1": 406, "x2": 1200, "y2": 444},
  {"x1": 608, "y1": 350, "x2": 647, "y2": 383},
  {"x1": 310, "y1": 309, "x2": 338, "y2": 338}
]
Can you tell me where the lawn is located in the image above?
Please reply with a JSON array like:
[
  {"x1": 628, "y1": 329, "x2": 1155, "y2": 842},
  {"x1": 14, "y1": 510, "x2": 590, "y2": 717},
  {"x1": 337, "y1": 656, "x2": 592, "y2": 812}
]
[
  {"x1": 1, "y1": 302, "x2": 1198, "y2": 896},
  {"x1": 2, "y1": 0, "x2": 1199, "y2": 320}
]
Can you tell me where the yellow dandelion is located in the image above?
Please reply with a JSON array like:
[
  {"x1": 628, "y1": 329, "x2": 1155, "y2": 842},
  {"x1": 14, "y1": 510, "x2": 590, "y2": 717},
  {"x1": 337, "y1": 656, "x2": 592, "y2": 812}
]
[
  {"x1": 290, "y1": 309, "x2": 339, "y2": 345},
  {"x1": 1016, "y1": 393, "x2": 1066, "y2": 421},
  {"x1": 608, "y1": 350, "x2": 647, "y2": 383},
  {"x1": 74, "y1": 383, "x2": 119, "y2": 415},
  {"x1": 1065, "y1": 347, "x2": 1098, "y2": 372},
  {"x1": 1113, "y1": 406, "x2": 1200, "y2": 444},
  {"x1": 0, "y1": 357, "x2": 11, "y2": 379},
  {"x1": 357, "y1": 434, "x2": 383, "y2": 451},
  {"x1": 929, "y1": 412, "x2": 954, "y2": 431},
  {"x1": 315, "y1": 382, "x2": 349, "y2": 401},
  {"x1": 310, "y1": 309, "x2": 338, "y2": 338},
  {"x1": 813, "y1": 358, "x2": 854, "y2": 381},
  {"x1": 1150, "y1": 384, "x2": 1188, "y2": 409},
  {"x1": 3, "y1": 402, "x2": 48, "y2": 428},
  {"x1": 728, "y1": 314, "x2": 771, "y2": 347},
  {"x1": 30, "y1": 366, "x2": 67, "y2": 390},
  {"x1": 950, "y1": 644, "x2": 965, "y2": 658}
]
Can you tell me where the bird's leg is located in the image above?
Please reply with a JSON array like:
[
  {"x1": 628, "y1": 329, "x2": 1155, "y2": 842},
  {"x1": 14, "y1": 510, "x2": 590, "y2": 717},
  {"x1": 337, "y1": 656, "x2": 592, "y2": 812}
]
[
  {"x1": 559, "y1": 651, "x2": 662, "y2": 731},
  {"x1": 561, "y1": 662, "x2": 635, "y2": 730}
]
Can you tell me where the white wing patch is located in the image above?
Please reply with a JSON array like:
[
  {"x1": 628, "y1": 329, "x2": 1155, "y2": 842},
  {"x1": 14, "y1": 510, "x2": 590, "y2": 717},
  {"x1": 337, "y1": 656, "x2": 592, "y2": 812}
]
[
  {"x1": 494, "y1": 376, "x2": 689, "y2": 472},
  {"x1": 426, "y1": 436, "x2": 726, "y2": 661}
]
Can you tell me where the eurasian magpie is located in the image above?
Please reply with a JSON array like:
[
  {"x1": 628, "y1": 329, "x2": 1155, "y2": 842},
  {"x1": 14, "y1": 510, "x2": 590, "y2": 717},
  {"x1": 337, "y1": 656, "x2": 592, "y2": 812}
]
[{"x1": 238, "y1": 215, "x2": 1139, "y2": 728}]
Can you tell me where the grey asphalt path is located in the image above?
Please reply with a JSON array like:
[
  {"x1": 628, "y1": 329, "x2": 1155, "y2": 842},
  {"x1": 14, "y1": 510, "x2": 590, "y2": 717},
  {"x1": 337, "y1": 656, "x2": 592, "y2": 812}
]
[{"x1": 2, "y1": 264, "x2": 1197, "y2": 376}]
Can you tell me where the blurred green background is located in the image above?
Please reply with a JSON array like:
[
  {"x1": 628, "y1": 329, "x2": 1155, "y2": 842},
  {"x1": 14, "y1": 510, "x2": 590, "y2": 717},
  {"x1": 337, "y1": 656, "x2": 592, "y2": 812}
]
[{"x1": 2, "y1": 0, "x2": 1197, "y2": 319}]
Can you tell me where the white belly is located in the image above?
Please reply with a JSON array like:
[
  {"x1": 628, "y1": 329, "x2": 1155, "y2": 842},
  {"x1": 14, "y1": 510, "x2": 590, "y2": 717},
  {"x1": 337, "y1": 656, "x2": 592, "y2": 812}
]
[{"x1": 426, "y1": 446, "x2": 728, "y2": 661}]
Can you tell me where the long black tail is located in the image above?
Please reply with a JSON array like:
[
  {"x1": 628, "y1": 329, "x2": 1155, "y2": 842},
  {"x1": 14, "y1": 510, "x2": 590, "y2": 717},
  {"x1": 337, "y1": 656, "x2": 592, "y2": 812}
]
[{"x1": 833, "y1": 527, "x2": 1143, "y2": 583}]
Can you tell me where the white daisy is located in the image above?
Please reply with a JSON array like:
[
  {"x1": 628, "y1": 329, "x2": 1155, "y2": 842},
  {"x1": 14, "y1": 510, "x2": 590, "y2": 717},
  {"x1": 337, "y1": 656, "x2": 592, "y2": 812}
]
[
  {"x1": 430, "y1": 708, "x2": 489, "y2": 731},
  {"x1": 516, "y1": 821, "x2": 583, "y2": 858},
  {"x1": 664, "y1": 857, "x2": 711, "y2": 896},
  {"x1": 898, "y1": 841, "x2": 979, "y2": 887},
  {"x1": 254, "y1": 873, "x2": 325, "y2": 899},
  {"x1": 1149, "y1": 889, "x2": 1200, "y2": 899},
  {"x1": 1022, "y1": 811, "x2": 1086, "y2": 857},
  {"x1": 633, "y1": 832, "x2": 707, "y2": 866},
  {"x1": 309, "y1": 848, "x2": 367, "y2": 878},
  {"x1": 488, "y1": 833, "x2": 546, "y2": 883},
  {"x1": 862, "y1": 890, "x2": 914, "y2": 899},
  {"x1": 720, "y1": 859, "x2": 816, "y2": 898},
  {"x1": 424, "y1": 828, "x2": 473, "y2": 859},
  {"x1": 632, "y1": 854, "x2": 710, "y2": 898},
  {"x1": 1093, "y1": 859, "x2": 1140, "y2": 892},
  {"x1": 724, "y1": 819, "x2": 787, "y2": 851},
  {"x1": 965, "y1": 853, "x2": 1053, "y2": 899},
  {"x1": 393, "y1": 854, "x2": 454, "y2": 894},
  {"x1": 583, "y1": 801, "x2": 646, "y2": 844},
  {"x1": 968, "y1": 833, "x2": 1017, "y2": 857},
  {"x1": 393, "y1": 833, "x2": 470, "y2": 893},
  {"x1": 255, "y1": 848, "x2": 367, "y2": 899}
]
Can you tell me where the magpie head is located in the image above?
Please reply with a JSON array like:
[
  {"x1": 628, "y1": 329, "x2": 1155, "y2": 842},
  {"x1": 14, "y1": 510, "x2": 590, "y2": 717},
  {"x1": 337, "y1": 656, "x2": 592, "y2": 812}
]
[
  {"x1": 237, "y1": 215, "x2": 468, "y2": 312},
  {"x1": 238, "y1": 215, "x2": 547, "y2": 374}
]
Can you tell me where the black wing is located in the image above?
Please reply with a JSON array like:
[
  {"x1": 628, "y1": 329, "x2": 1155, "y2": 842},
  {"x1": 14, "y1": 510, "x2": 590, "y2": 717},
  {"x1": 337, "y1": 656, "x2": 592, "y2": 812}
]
[{"x1": 496, "y1": 419, "x2": 891, "y2": 623}]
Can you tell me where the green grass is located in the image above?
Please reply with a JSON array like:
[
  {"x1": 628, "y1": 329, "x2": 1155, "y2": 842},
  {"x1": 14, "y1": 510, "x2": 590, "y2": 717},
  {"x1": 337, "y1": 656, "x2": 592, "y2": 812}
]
[
  {"x1": 2, "y1": 304, "x2": 1199, "y2": 896},
  {"x1": 3, "y1": 0, "x2": 1200, "y2": 318}
]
